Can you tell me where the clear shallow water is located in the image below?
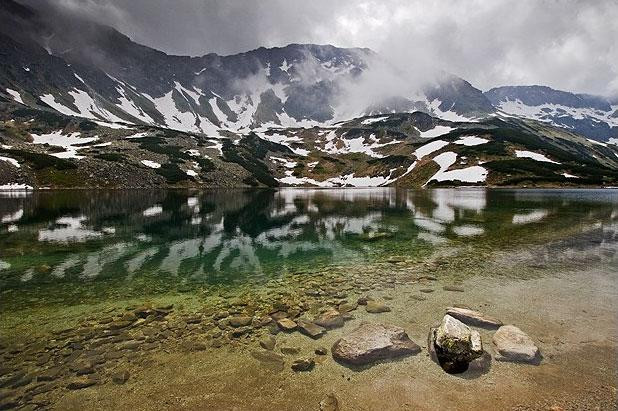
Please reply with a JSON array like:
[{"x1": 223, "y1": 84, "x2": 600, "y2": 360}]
[
  {"x1": 1, "y1": 188, "x2": 617, "y2": 409},
  {"x1": 0, "y1": 188, "x2": 616, "y2": 310}
]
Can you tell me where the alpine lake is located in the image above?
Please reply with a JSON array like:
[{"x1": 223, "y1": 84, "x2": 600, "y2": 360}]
[{"x1": 0, "y1": 188, "x2": 616, "y2": 410}]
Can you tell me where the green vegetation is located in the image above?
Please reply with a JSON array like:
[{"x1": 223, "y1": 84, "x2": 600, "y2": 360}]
[
  {"x1": 0, "y1": 148, "x2": 77, "y2": 170},
  {"x1": 94, "y1": 153, "x2": 125, "y2": 162},
  {"x1": 155, "y1": 163, "x2": 190, "y2": 184}
]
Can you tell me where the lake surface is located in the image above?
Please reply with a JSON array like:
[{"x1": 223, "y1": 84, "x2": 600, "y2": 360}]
[{"x1": 0, "y1": 188, "x2": 617, "y2": 409}]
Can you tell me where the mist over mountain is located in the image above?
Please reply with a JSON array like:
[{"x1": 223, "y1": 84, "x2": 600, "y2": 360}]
[
  {"x1": 1, "y1": 0, "x2": 617, "y2": 191},
  {"x1": 1, "y1": 0, "x2": 616, "y2": 141}
]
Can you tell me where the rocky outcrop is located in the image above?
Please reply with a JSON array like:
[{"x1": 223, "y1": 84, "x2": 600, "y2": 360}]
[
  {"x1": 331, "y1": 323, "x2": 420, "y2": 366},
  {"x1": 445, "y1": 307, "x2": 503, "y2": 328},
  {"x1": 429, "y1": 315, "x2": 483, "y2": 373},
  {"x1": 492, "y1": 325, "x2": 540, "y2": 363}
]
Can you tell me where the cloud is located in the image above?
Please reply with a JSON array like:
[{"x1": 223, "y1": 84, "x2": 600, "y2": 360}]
[{"x1": 24, "y1": 0, "x2": 618, "y2": 98}]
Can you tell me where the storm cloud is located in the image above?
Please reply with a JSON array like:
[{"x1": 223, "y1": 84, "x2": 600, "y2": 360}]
[{"x1": 22, "y1": 0, "x2": 618, "y2": 98}]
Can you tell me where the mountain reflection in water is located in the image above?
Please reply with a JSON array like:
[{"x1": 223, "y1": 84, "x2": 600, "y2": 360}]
[{"x1": 0, "y1": 188, "x2": 616, "y2": 291}]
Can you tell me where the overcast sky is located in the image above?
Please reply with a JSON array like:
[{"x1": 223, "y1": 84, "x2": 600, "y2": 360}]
[{"x1": 42, "y1": 0, "x2": 618, "y2": 97}]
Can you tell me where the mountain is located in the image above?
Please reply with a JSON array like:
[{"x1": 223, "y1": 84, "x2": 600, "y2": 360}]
[
  {"x1": 1, "y1": 96, "x2": 617, "y2": 189},
  {"x1": 1, "y1": 0, "x2": 617, "y2": 189},
  {"x1": 0, "y1": 0, "x2": 494, "y2": 136},
  {"x1": 485, "y1": 85, "x2": 618, "y2": 142}
]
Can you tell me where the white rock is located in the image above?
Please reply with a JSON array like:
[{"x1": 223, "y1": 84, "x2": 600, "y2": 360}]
[{"x1": 492, "y1": 325, "x2": 539, "y2": 363}]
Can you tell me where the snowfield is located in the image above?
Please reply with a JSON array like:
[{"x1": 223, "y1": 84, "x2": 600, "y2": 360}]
[
  {"x1": 454, "y1": 136, "x2": 489, "y2": 146},
  {"x1": 141, "y1": 160, "x2": 161, "y2": 169},
  {"x1": 515, "y1": 150, "x2": 560, "y2": 164},
  {"x1": 30, "y1": 131, "x2": 99, "y2": 159}
]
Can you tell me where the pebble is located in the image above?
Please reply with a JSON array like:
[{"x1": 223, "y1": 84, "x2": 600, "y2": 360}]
[
  {"x1": 229, "y1": 316, "x2": 253, "y2": 327},
  {"x1": 112, "y1": 370, "x2": 130, "y2": 384},
  {"x1": 276, "y1": 318, "x2": 297, "y2": 331},
  {"x1": 66, "y1": 376, "x2": 97, "y2": 390},
  {"x1": 365, "y1": 301, "x2": 391, "y2": 313},
  {"x1": 259, "y1": 336, "x2": 276, "y2": 351},
  {"x1": 298, "y1": 320, "x2": 326, "y2": 339},
  {"x1": 291, "y1": 357, "x2": 315, "y2": 372},
  {"x1": 319, "y1": 393, "x2": 340, "y2": 411}
]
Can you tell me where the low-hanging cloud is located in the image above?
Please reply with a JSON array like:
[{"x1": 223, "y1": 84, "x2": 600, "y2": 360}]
[{"x1": 21, "y1": 0, "x2": 618, "y2": 98}]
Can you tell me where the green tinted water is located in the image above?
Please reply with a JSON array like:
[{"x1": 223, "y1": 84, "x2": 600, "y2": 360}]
[{"x1": 1, "y1": 188, "x2": 616, "y2": 314}]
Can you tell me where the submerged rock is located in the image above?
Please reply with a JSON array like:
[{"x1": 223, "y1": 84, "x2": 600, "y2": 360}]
[
  {"x1": 250, "y1": 350, "x2": 285, "y2": 372},
  {"x1": 112, "y1": 370, "x2": 130, "y2": 384},
  {"x1": 492, "y1": 325, "x2": 540, "y2": 363},
  {"x1": 66, "y1": 376, "x2": 97, "y2": 390},
  {"x1": 298, "y1": 320, "x2": 326, "y2": 339},
  {"x1": 430, "y1": 315, "x2": 483, "y2": 373},
  {"x1": 314, "y1": 308, "x2": 346, "y2": 329},
  {"x1": 229, "y1": 316, "x2": 253, "y2": 327},
  {"x1": 445, "y1": 307, "x2": 502, "y2": 328},
  {"x1": 259, "y1": 336, "x2": 276, "y2": 351},
  {"x1": 276, "y1": 318, "x2": 297, "y2": 331},
  {"x1": 319, "y1": 393, "x2": 339, "y2": 411},
  {"x1": 291, "y1": 357, "x2": 315, "y2": 372},
  {"x1": 331, "y1": 323, "x2": 420, "y2": 366},
  {"x1": 365, "y1": 301, "x2": 391, "y2": 313}
]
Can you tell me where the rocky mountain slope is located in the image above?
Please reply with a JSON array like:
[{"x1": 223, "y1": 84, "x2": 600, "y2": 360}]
[
  {"x1": 1, "y1": 97, "x2": 617, "y2": 189},
  {"x1": 1, "y1": 0, "x2": 617, "y2": 189},
  {"x1": 485, "y1": 86, "x2": 618, "y2": 142},
  {"x1": 0, "y1": 0, "x2": 492, "y2": 136}
]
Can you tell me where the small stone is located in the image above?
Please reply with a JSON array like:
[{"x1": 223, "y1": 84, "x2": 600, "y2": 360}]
[
  {"x1": 276, "y1": 318, "x2": 297, "y2": 331},
  {"x1": 291, "y1": 357, "x2": 315, "y2": 372},
  {"x1": 280, "y1": 346, "x2": 300, "y2": 355},
  {"x1": 365, "y1": 301, "x2": 391, "y2": 314},
  {"x1": 492, "y1": 325, "x2": 539, "y2": 363},
  {"x1": 319, "y1": 393, "x2": 339, "y2": 411},
  {"x1": 66, "y1": 377, "x2": 97, "y2": 390},
  {"x1": 411, "y1": 295, "x2": 426, "y2": 301},
  {"x1": 357, "y1": 296, "x2": 374, "y2": 305},
  {"x1": 443, "y1": 285, "x2": 465, "y2": 292},
  {"x1": 419, "y1": 289, "x2": 434, "y2": 293},
  {"x1": 315, "y1": 347, "x2": 328, "y2": 355},
  {"x1": 338, "y1": 302, "x2": 358, "y2": 313},
  {"x1": 445, "y1": 307, "x2": 502, "y2": 328},
  {"x1": 112, "y1": 370, "x2": 130, "y2": 384},
  {"x1": 259, "y1": 336, "x2": 276, "y2": 351},
  {"x1": 250, "y1": 350, "x2": 285, "y2": 372},
  {"x1": 229, "y1": 316, "x2": 253, "y2": 327},
  {"x1": 298, "y1": 320, "x2": 326, "y2": 339},
  {"x1": 213, "y1": 311, "x2": 229, "y2": 320},
  {"x1": 314, "y1": 308, "x2": 345, "y2": 329}
]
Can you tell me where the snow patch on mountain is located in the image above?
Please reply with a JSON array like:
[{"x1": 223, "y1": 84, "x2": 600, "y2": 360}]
[
  {"x1": 6, "y1": 88, "x2": 24, "y2": 104},
  {"x1": 414, "y1": 140, "x2": 450, "y2": 159},
  {"x1": 0, "y1": 156, "x2": 21, "y2": 168},
  {"x1": 496, "y1": 99, "x2": 618, "y2": 128},
  {"x1": 454, "y1": 136, "x2": 489, "y2": 146},
  {"x1": 427, "y1": 151, "x2": 487, "y2": 184},
  {"x1": 30, "y1": 131, "x2": 99, "y2": 159},
  {"x1": 419, "y1": 125, "x2": 454, "y2": 138},
  {"x1": 515, "y1": 150, "x2": 560, "y2": 164}
]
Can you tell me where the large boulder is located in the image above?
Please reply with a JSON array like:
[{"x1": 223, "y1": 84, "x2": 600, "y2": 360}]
[
  {"x1": 445, "y1": 307, "x2": 502, "y2": 328},
  {"x1": 492, "y1": 325, "x2": 540, "y2": 363},
  {"x1": 331, "y1": 323, "x2": 420, "y2": 366},
  {"x1": 430, "y1": 315, "x2": 484, "y2": 373}
]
